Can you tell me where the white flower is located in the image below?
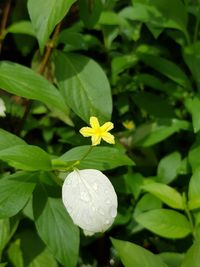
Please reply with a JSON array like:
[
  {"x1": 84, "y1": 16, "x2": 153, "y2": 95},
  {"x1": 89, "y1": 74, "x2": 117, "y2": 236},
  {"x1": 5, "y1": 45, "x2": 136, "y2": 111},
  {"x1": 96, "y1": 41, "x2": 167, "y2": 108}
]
[
  {"x1": 62, "y1": 169, "x2": 118, "y2": 235},
  {"x1": 0, "y1": 98, "x2": 6, "y2": 117}
]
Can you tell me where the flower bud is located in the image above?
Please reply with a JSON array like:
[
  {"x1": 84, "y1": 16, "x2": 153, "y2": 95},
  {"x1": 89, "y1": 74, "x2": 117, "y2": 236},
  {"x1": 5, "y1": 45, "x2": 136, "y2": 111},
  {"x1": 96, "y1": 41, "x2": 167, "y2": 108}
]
[{"x1": 62, "y1": 169, "x2": 118, "y2": 235}]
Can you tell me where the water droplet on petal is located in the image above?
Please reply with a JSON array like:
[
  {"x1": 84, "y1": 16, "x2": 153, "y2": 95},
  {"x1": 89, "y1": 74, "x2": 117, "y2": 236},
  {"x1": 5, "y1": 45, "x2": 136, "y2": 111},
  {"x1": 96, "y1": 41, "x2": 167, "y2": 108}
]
[
  {"x1": 98, "y1": 207, "x2": 105, "y2": 215},
  {"x1": 93, "y1": 183, "x2": 98, "y2": 191},
  {"x1": 66, "y1": 179, "x2": 72, "y2": 185},
  {"x1": 106, "y1": 198, "x2": 111, "y2": 204},
  {"x1": 80, "y1": 191, "x2": 90, "y2": 202},
  {"x1": 105, "y1": 219, "x2": 110, "y2": 225},
  {"x1": 67, "y1": 206, "x2": 72, "y2": 214},
  {"x1": 109, "y1": 206, "x2": 117, "y2": 218}
]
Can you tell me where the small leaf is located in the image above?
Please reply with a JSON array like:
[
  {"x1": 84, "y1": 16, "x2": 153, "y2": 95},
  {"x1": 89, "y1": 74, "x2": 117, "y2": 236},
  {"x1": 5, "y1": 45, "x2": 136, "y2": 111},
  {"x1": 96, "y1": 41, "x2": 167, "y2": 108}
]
[
  {"x1": 0, "y1": 172, "x2": 36, "y2": 218},
  {"x1": 142, "y1": 182, "x2": 184, "y2": 209},
  {"x1": 135, "y1": 209, "x2": 191, "y2": 238},
  {"x1": 0, "y1": 145, "x2": 51, "y2": 171},
  {"x1": 111, "y1": 238, "x2": 168, "y2": 267},
  {"x1": 78, "y1": 0, "x2": 103, "y2": 28},
  {"x1": 6, "y1": 20, "x2": 35, "y2": 37},
  {"x1": 33, "y1": 184, "x2": 79, "y2": 267},
  {"x1": 188, "y1": 170, "x2": 200, "y2": 210},
  {"x1": 157, "y1": 152, "x2": 182, "y2": 184},
  {"x1": 28, "y1": 0, "x2": 76, "y2": 53},
  {"x1": 54, "y1": 51, "x2": 112, "y2": 123},
  {"x1": 185, "y1": 97, "x2": 200, "y2": 133},
  {"x1": 58, "y1": 145, "x2": 134, "y2": 170}
]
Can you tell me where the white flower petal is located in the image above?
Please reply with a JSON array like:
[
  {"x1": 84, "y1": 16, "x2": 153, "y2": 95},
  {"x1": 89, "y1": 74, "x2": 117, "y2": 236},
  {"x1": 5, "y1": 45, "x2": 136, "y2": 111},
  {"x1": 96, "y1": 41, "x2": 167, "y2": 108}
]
[
  {"x1": 62, "y1": 169, "x2": 118, "y2": 235},
  {"x1": 0, "y1": 98, "x2": 6, "y2": 117}
]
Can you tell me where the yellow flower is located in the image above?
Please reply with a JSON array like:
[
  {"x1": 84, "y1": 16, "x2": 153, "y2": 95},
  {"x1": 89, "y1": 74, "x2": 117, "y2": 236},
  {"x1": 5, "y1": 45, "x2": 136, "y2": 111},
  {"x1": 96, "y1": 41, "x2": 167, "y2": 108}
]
[
  {"x1": 122, "y1": 120, "x2": 135, "y2": 130},
  {"x1": 80, "y1": 116, "x2": 115, "y2": 146}
]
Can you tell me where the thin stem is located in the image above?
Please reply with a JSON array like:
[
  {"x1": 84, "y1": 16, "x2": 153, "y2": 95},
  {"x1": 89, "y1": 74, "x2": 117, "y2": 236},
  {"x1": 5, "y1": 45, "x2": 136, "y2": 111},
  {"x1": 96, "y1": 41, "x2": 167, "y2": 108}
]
[
  {"x1": 0, "y1": 0, "x2": 11, "y2": 54},
  {"x1": 79, "y1": 146, "x2": 93, "y2": 162},
  {"x1": 183, "y1": 193, "x2": 195, "y2": 238}
]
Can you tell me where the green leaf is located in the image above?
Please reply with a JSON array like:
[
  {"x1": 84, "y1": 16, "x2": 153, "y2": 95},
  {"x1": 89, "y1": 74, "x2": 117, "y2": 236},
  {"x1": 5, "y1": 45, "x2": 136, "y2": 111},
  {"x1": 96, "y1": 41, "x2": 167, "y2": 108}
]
[
  {"x1": 58, "y1": 145, "x2": 134, "y2": 170},
  {"x1": 12, "y1": 230, "x2": 58, "y2": 267},
  {"x1": 132, "y1": 0, "x2": 188, "y2": 33},
  {"x1": 188, "y1": 143, "x2": 200, "y2": 172},
  {"x1": 185, "y1": 97, "x2": 200, "y2": 133},
  {"x1": 157, "y1": 152, "x2": 182, "y2": 184},
  {"x1": 7, "y1": 239, "x2": 23, "y2": 267},
  {"x1": 0, "y1": 172, "x2": 36, "y2": 218},
  {"x1": 135, "y1": 209, "x2": 191, "y2": 238},
  {"x1": 0, "y1": 145, "x2": 51, "y2": 171},
  {"x1": 0, "y1": 217, "x2": 19, "y2": 255},
  {"x1": 0, "y1": 61, "x2": 72, "y2": 125},
  {"x1": 182, "y1": 242, "x2": 200, "y2": 267},
  {"x1": 188, "y1": 170, "x2": 200, "y2": 210},
  {"x1": 183, "y1": 42, "x2": 200, "y2": 90},
  {"x1": 132, "y1": 119, "x2": 191, "y2": 147},
  {"x1": 134, "y1": 193, "x2": 162, "y2": 217},
  {"x1": 159, "y1": 252, "x2": 184, "y2": 267},
  {"x1": 0, "y1": 129, "x2": 25, "y2": 151},
  {"x1": 111, "y1": 238, "x2": 168, "y2": 267},
  {"x1": 78, "y1": 0, "x2": 103, "y2": 28},
  {"x1": 27, "y1": 0, "x2": 76, "y2": 53},
  {"x1": 6, "y1": 20, "x2": 35, "y2": 37},
  {"x1": 132, "y1": 92, "x2": 175, "y2": 118},
  {"x1": 142, "y1": 182, "x2": 184, "y2": 209},
  {"x1": 54, "y1": 51, "x2": 112, "y2": 123},
  {"x1": 138, "y1": 54, "x2": 190, "y2": 88},
  {"x1": 33, "y1": 185, "x2": 79, "y2": 267}
]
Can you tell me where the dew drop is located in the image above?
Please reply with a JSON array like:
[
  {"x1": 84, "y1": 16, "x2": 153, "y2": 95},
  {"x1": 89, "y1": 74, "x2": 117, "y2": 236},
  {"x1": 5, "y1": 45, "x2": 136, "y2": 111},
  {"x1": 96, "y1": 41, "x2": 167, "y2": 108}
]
[
  {"x1": 80, "y1": 191, "x2": 90, "y2": 202},
  {"x1": 66, "y1": 179, "x2": 72, "y2": 186},
  {"x1": 98, "y1": 207, "x2": 105, "y2": 215},
  {"x1": 105, "y1": 219, "x2": 110, "y2": 225},
  {"x1": 105, "y1": 198, "x2": 111, "y2": 204},
  {"x1": 109, "y1": 206, "x2": 117, "y2": 218},
  {"x1": 93, "y1": 183, "x2": 98, "y2": 191},
  {"x1": 67, "y1": 206, "x2": 73, "y2": 214}
]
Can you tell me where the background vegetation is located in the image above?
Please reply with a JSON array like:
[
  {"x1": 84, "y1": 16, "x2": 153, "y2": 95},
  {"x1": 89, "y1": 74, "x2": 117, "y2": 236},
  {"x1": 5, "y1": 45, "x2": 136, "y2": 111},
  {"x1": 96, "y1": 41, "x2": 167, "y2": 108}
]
[{"x1": 1, "y1": 0, "x2": 200, "y2": 266}]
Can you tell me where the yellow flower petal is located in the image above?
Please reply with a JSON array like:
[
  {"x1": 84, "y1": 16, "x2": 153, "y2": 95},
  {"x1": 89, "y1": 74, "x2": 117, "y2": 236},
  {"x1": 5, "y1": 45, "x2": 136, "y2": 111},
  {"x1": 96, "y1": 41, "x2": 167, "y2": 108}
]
[
  {"x1": 102, "y1": 132, "x2": 115, "y2": 144},
  {"x1": 90, "y1": 116, "x2": 100, "y2": 129},
  {"x1": 91, "y1": 135, "x2": 101, "y2": 146},
  {"x1": 100, "y1": 122, "x2": 114, "y2": 132},
  {"x1": 80, "y1": 127, "x2": 94, "y2": 137}
]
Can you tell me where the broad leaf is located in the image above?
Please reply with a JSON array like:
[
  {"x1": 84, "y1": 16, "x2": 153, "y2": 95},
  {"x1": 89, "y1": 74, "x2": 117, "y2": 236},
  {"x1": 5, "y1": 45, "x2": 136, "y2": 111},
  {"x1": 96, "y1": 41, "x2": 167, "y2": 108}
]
[
  {"x1": 0, "y1": 172, "x2": 36, "y2": 218},
  {"x1": 135, "y1": 209, "x2": 191, "y2": 238},
  {"x1": 54, "y1": 51, "x2": 112, "y2": 123},
  {"x1": 182, "y1": 242, "x2": 200, "y2": 267},
  {"x1": 57, "y1": 145, "x2": 133, "y2": 170},
  {"x1": 33, "y1": 185, "x2": 79, "y2": 267},
  {"x1": 157, "y1": 152, "x2": 182, "y2": 184},
  {"x1": 0, "y1": 61, "x2": 72, "y2": 125},
  {"x1": 0, "y1": 129, "x2": 25, "y2": 151},
  {"x1": 6, "y1": 20, "x2": 35, "y2": 37},
  {"x1": 0, "y1": 145, "x2": 51, "y2": 171},
  {"x1": 159, "y1": 252, "x2": 184, "y2": 267},
  {"x1": 111, "y1": 238, "x2": 168, "y2": 267},
  {"x1": 142, "y1": 182, "x2": 184, "y2": 209},
  {"x1": 28, "y1": 0, "x2": 76, "y2": 53}
]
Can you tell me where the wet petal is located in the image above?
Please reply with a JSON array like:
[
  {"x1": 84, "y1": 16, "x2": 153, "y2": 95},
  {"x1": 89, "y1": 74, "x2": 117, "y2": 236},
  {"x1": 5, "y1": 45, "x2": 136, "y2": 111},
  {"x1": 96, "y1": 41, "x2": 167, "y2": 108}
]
[
  {"x1": 100, "y1": 122, "x2": 114, "y2": 132},
  {"x1": 90, "y1": 116, "x2": 100, "y2": 129},
  {"x1": 91, "y1": 135, "x2": 101, "y2": 146},
  {"x1": 62, "y1": 169, "x2": 118, "y2": 235},
  {"x1": 80, "y1": 127, "x2": 94, "y2": 137},
  {"x1": 102, "y1": 132, "x2": 115, "y2": 144}
]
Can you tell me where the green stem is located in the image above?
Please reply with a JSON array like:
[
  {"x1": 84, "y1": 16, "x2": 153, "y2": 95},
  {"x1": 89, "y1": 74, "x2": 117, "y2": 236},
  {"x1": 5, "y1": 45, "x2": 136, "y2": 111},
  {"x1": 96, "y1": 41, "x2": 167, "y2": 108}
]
[
  {"x1": 79, "y1": 146, "x2": 93, "y2": 162},
  {"x1": 183, "y1": 193, "x2": 195, "y2": 237}
]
